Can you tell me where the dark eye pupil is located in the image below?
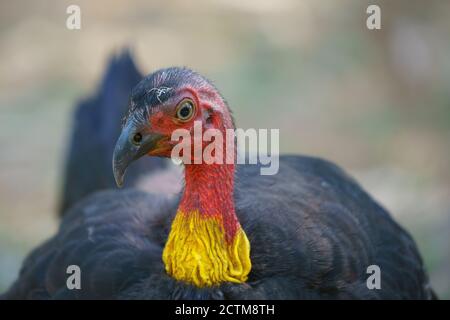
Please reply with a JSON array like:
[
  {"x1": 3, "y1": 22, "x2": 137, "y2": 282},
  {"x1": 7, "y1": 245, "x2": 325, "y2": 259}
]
[
  {"x1": 179, "y1": 103, "x2": 192, "y2": 118},
  {"x1": 133, "y1": 133, "x2": 142, "y2": 144}
]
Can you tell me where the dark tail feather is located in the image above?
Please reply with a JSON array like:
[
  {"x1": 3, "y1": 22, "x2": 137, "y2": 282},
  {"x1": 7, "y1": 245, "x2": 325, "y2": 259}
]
[{"x1": 58, "y1": 49, "x2": 167, "y2": 216}]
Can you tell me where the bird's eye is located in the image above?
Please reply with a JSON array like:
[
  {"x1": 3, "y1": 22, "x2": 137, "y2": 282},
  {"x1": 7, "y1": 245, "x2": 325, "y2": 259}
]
[
  {"x1": 176, "y1": 99, "x2": 195, "y2": 122},
  {"x1": 132, "y1": 132, "x2": 142, "y2": 145}
]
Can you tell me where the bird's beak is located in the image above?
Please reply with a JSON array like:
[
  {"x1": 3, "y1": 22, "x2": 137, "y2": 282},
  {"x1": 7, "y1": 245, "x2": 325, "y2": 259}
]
[{"x1": 112, "y1": 122, "x2": 165, "y2": 188}]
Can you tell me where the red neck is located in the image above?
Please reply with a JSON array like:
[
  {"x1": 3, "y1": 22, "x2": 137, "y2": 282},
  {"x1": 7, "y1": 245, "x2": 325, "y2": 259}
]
[
  {"x1": 179, "y1": 162, "x2": 239, "y2": 242},
  {"x1": 177, "y1": 95, "x2": 239, "y2": 242}
]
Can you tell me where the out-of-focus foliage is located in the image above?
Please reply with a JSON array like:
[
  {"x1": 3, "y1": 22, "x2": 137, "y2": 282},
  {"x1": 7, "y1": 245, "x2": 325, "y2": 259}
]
[{"x1": 0, "y1": 0, "x2": 449, "y2": 297}]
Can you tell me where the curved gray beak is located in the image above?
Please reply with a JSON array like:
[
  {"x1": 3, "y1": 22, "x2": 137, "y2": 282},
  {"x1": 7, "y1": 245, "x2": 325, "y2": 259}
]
[{"x1": 112, "y1": 122, "x2": 164, "y2": 187}]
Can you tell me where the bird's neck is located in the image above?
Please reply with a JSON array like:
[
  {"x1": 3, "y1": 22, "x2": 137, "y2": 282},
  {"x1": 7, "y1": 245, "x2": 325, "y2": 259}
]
[{"x1": 162, "y1": 162, "x2": 252, "y2": 287}]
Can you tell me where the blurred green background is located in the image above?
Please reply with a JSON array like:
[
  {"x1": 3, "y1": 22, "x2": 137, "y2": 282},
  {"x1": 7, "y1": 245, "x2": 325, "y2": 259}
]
[{"x1": 0, "y1": 0, "x2": 449, "y2": 298}]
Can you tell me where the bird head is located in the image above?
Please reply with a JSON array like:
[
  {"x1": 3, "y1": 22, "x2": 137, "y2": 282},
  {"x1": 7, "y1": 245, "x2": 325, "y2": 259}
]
[
  {"x1": 113, "y1": 67, "x2": 251, "y2": 287},
  {"x1": 113, "y1": 67, "x2": 233, "y2": 187}
]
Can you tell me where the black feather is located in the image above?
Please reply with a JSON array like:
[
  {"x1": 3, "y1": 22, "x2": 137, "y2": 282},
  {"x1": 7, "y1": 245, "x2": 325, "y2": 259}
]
[
  {"x1": 3, "y1": 156, "x2": 435, "y2": 299},
  {"x1": 59, "y1": 50, "x2": 167, "y2": 215}
]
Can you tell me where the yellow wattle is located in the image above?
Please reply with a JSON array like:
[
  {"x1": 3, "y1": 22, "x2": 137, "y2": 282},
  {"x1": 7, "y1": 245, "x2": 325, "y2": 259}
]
[{"x1": 162, "y1": 210, "x2": 252, "y2": 287}]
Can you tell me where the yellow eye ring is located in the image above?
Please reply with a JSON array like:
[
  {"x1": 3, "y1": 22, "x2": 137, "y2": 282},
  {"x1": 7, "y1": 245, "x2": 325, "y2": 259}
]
[
  {"x1": 131, "y1": 132, "x2": 142, "y2": 145},
  {"x1": 175, "y1": 99, "x2": 195, "y2": 122}
]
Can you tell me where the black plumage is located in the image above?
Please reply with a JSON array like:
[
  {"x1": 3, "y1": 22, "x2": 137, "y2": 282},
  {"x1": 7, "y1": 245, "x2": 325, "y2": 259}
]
[
  {"x1": 3, "y1": 58, "x2": 435, "y2": 300},
  {"x1": 4, "y1": 157, "x2": 434, "y2": 299},
  {"x1": 59, "y1": 50, "x2": 167, "y2": 215}
]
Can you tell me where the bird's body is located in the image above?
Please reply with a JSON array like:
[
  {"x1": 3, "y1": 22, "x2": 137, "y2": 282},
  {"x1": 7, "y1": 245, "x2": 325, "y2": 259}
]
[
  {"x1": 3, "y1": 62, "x2": 435, "y2": 300},
  {"x1": 4, "y1": 156, "x2": 433, "y2": 299}
]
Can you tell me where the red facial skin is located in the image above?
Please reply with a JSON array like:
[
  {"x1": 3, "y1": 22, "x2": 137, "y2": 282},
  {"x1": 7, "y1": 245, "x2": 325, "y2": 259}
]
[{"x1": 146, "y1": 86, "x2": 240, "y2": 243}]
